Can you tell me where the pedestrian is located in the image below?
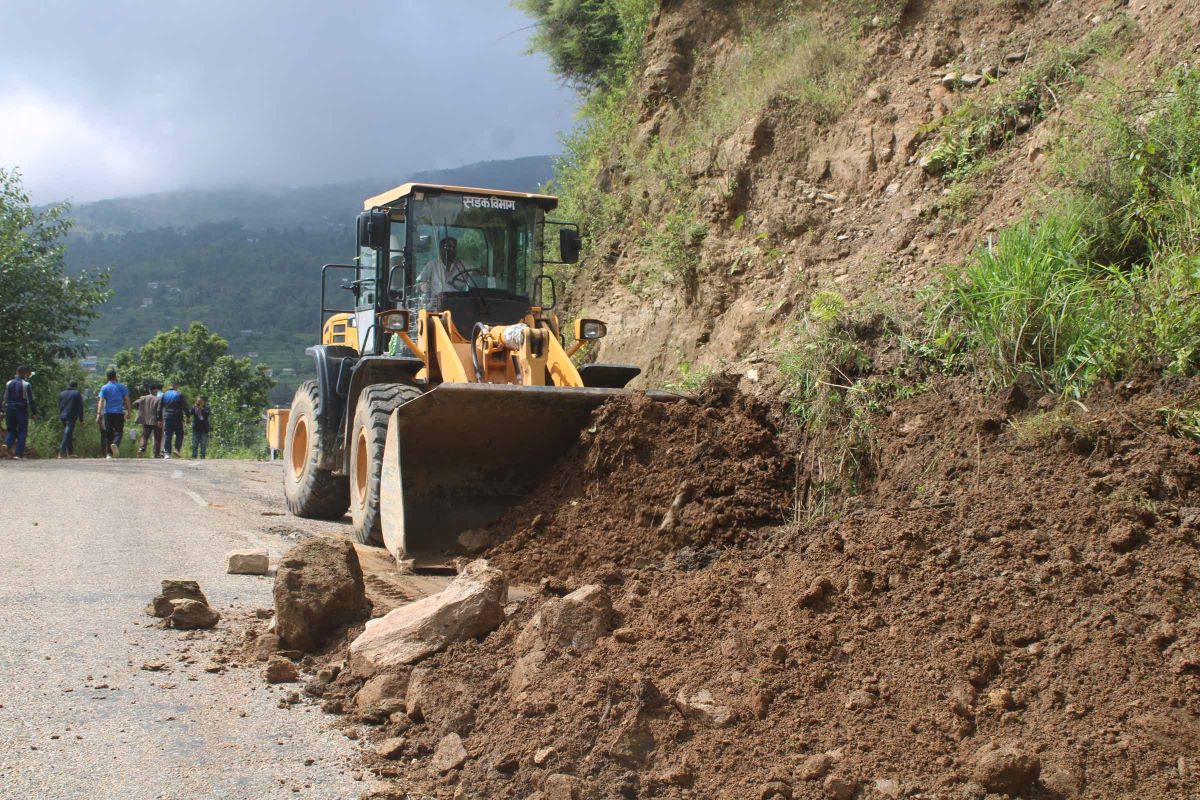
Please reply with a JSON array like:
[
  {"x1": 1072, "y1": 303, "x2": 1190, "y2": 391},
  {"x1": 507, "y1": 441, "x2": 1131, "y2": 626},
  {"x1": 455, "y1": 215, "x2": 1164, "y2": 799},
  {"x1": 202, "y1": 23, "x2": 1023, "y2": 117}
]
[
  {"x1": 160, "y1": 380, "x2": 188, "y2": 459},
  {"x1": 189, "y1": 396, "x2": 212, "y2": 459},
  {"x1": 3, "y1": 366, "x2": 37, "y2": 459},
  {"x1": 96, "y1": 369, "x2": 131, "y2": 459},
  {"x1": 133, "y1": 384, "x2": 163, "y2": 457},
  {"x1": 58, "y1": 380, "x2": 84, "y2": 458}
]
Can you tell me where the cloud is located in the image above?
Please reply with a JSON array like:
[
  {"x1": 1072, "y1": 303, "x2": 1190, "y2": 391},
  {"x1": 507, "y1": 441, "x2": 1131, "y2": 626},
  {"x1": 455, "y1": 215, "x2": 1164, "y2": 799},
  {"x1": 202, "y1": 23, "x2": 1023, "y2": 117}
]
[{"x1": 0, "y1": 0, "x2": 575, "y2": 203}]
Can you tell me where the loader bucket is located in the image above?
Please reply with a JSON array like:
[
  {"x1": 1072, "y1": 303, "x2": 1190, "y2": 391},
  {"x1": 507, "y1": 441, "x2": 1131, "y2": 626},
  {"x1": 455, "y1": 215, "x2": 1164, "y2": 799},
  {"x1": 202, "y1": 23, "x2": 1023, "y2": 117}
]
[{"x1": 379, "y1": 383, "x2": 677, "y2": 568}]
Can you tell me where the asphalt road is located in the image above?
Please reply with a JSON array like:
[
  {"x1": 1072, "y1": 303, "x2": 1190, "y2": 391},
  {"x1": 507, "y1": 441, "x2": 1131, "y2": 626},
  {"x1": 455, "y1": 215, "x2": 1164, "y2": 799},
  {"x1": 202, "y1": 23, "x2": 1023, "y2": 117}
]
[{"x1": 0, "y1": 458, "x2": 363, "y2": 800}]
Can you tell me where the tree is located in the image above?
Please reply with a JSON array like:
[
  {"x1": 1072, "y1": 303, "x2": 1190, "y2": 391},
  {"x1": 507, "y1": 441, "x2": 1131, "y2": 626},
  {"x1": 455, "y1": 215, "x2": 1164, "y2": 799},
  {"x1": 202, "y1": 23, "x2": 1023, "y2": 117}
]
[
  {"x1": 0, "y1": 168, "x2": 110, "y2": 380},
  {"x1": 513, "y1": 0, "x2": 654, "y2": 92},
  {"x1": 113, "y1": 322, "x2": 274, "y2": 455}
]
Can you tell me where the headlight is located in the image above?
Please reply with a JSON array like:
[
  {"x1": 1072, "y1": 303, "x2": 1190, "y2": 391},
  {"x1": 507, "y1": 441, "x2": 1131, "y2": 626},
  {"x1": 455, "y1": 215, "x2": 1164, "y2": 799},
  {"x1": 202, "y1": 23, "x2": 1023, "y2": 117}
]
[
  {"x1": 574, "y1": 319, "x2": 607, "y2": 341},
  {"x1": 380, "y1": 309, "x2": 410, "y2": 332}
]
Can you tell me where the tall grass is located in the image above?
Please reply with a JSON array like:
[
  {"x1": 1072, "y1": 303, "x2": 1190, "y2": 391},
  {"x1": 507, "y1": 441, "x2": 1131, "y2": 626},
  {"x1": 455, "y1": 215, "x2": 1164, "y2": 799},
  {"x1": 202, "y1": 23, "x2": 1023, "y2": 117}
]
[{"x1": 937, "y1": 66, "x2": 1200, "y2": 395}]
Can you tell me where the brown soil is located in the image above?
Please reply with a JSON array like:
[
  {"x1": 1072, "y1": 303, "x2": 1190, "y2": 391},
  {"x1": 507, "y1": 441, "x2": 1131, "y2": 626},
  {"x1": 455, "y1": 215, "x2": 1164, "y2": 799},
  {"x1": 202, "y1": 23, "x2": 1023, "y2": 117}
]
[
  {"x1": 486, "y1": 376, "x2": 796, "y2": 584},
  {"x1": 336, "y1": 376, "x2": 1200, "y2": 800}
]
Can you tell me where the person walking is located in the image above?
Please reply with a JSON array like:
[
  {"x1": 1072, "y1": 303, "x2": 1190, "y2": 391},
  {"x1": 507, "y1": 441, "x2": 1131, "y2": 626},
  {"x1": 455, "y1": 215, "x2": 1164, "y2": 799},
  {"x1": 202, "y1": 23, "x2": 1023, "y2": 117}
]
[
  {"x1": 133, "y1": 384, "x2": 163, "y2": 457},
  {"x1": 96, "y1": 369, "x2": 131, "y2": 459},
  {"x1": 160, "y1": 381, "x2": 188, "y2": 459},
  {"x1": 189, "y1": 396, "x2": 212, "y2": 459},
  {"x1": 3, "y1": 366, "x2": 37, "y2": 459},
  {"x1": 57, "y1": 380, "x2": 84, "y2": 458}
]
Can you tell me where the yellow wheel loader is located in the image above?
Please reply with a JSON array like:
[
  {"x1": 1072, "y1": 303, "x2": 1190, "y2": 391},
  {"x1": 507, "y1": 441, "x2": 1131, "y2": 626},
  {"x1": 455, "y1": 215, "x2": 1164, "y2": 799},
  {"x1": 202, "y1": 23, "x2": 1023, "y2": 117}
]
[{"x1": 281, "y1": 182, "x2": 665, "y2": 565}]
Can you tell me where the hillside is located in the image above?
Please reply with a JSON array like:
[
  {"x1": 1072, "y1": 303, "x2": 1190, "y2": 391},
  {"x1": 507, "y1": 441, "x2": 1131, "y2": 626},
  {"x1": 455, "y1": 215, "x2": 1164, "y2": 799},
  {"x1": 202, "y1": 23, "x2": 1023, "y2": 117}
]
[
  {"x1": 62, "y1": 155, "x2": 554, "y2": 403},
  {"x1": 291, "y1": 2, "x2": 1200, "y2": 799}
]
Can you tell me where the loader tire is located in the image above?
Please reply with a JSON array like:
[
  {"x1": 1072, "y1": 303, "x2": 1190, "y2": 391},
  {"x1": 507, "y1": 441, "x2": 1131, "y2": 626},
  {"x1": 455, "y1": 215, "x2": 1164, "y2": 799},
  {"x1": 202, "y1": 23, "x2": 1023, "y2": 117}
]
[
  {"x1": 283, "y1": 380, "x2": 350, "y2": 520},
  {"x1": 350, "y1": 382, "x2": 421, "y2": 546}
]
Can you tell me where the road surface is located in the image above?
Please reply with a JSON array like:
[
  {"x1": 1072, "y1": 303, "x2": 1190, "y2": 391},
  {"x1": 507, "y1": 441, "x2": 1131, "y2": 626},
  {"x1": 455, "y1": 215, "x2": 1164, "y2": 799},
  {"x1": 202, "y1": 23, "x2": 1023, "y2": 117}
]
[{"x1": 0, "y1": 458, "x2": 365, "y2": 800}]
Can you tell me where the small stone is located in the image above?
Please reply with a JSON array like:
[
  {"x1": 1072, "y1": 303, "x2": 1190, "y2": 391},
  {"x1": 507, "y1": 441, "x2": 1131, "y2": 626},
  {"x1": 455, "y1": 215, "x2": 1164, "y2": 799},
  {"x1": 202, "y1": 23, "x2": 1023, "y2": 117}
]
[
  {"x1": 141, "y1": 661, "x2": 166, "y2": 672},
  {"x1": 375, "y1": 737, "x2": 406, "y2": 760},
  {"x1": 960, "y1": 73, "x2": 983, "y2": 87},
  {"x1": 1005, "y1": 51, "x2": 1027, "y2": 63},
  {"x1": 165, "y1": 599, "x2": 220, "y2": 630},
  {"x1": 823, "y1": 776, "x2": 857, "y2": 800},
  {"x1": 145, "y1": 579, "x2": 208, "y2": 618},
  {"x1": 533, "y1": 746, "x2": 557, "y2": 766},
  {"x1": 1107, "y1": 523, "x2": 1146, "y2": 553},
  {"x1": 971, "y1": 741, "x2": 1041, "y2": 794},
  {"x1": 865, "y1": 86, "x2": 888, "y2": 104},
  {"x1": 941, "y1": 72, "x2": 959, "y2": 89},
  {"x1": 543, "y1": 773, "x2": 589, "y2": 800},
  {"x1": 800, "y1": 753, "x2": 833, "y2": 780},
  {"x1": 759, "y1": 778, "x2": 792, "y2": 799},
  {"x1": 874, "y1": 778, "x2": 902, "y2": 798},
  {"x1": 844, "y1": 689, "x2": 877, "y2": 710},
  {"x1": 264, "y1": 656, "x2": 299, "y2": 684},
  {"x1": 675, "y1": 689, "x2": 735, "y2": 727},
  {"x1": 987, "y1": 688, "x2": 1016, "y2": 710},
  {"x1": 226, "y1": 549, "x2": 270, "y2": 575},
  {"x1": 432, "y1": 732, "x2": 468, "y2": 773},
  {"x1": 613, "y1": 627, "x2": 640, "y2": 644},
  {"x1": 355, "y1": 672, "x2": 408, "y2": 711}
]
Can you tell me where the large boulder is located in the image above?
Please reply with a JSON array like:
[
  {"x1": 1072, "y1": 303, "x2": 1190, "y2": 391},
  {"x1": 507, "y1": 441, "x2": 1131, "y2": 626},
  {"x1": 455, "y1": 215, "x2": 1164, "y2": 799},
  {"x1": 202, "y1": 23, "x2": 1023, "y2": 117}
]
[
  {"x1": 349, "y1": 560, "x2": 506, "y2": 675},
  {"x1": 274, "y1": 538, "x2": 370, "y2": 652},
  {"x1": 510, "y1": 584, "x2": 612, "y2": 699}
]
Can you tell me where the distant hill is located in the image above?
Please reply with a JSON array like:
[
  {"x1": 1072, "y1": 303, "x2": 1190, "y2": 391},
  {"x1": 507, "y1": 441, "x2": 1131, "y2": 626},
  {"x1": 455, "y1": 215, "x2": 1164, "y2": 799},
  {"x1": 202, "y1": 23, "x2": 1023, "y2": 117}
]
[
  {"x1": 62, "y1": 155, "x2": 556, "y2": 404},
  {"x1": 63, "y1": 155, "x2": 555, "y2": 236}
]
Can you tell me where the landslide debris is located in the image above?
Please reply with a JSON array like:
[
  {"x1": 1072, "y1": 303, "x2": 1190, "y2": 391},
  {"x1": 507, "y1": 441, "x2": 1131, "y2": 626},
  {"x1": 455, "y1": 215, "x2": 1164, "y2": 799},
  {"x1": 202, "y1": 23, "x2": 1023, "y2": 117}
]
[
  {"x1": 338, "y1": 377, "x2": 1200, "y2": 799},
  {"x1": 145, "y1": 579, "x2": 220, "y2": 630},
  {"x1": 486, "y1": 377, "x2": 795, "y2": 583}
]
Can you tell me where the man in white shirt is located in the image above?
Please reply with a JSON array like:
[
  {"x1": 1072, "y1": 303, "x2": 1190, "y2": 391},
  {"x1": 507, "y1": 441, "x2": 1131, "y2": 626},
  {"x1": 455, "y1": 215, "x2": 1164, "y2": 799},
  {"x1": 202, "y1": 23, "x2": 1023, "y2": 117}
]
[{"x1": 415, "y1": 236, "x2": 473, "y2": 300}]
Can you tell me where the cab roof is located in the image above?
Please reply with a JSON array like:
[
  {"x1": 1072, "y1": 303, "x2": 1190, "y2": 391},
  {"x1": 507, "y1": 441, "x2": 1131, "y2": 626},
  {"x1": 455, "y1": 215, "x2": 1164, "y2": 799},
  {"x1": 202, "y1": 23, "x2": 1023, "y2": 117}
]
[{"x1": 363, "y1": 182, "x2": 559, "y2": 211}]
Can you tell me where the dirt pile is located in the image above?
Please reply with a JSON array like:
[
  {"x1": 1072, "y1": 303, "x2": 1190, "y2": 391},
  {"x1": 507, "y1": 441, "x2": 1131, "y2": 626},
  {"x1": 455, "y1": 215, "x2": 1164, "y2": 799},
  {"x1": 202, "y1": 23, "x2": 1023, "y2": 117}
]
[
  {"x1": 336, "y1": 377, "x2": 1200, "y2": 799},
  {"x1": 486, "y1": 377, "x2": 796, "y2": 583}
]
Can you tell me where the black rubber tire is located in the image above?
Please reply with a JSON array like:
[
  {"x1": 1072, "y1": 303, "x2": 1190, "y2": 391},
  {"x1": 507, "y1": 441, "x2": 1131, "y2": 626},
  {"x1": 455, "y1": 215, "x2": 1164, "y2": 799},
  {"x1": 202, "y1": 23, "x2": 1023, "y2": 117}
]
[
  {"x1": 283, "y1": 380, "x2": 350, "y2": 519},
  {"x1": 349, "y1": 382, "x2": 421, "y2": 545}
]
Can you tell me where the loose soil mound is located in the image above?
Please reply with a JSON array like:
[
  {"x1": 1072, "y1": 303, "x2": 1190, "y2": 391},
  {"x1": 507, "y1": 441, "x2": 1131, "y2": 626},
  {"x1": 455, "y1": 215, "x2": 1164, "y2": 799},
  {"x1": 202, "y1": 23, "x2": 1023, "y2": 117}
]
[
  {"x1": 348, "y1": 377, "x2": 1200, "y2": 799},
  {"x1": 485, "y1": 377, "x2": 796, "y2": 583}
]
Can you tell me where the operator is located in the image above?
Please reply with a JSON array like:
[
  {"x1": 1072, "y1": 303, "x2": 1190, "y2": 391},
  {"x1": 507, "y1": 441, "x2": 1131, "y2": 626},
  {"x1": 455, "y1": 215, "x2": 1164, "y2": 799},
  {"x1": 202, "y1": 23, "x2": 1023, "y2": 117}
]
[{"x1": 414, "y1": 236, "x2": 472, "y2": 300}]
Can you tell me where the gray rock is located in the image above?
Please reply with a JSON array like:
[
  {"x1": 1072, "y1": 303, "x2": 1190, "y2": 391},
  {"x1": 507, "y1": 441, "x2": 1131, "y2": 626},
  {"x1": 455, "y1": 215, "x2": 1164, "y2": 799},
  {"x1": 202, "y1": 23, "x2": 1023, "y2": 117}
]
[
  {"x1": 349, "y1": 560, "x2": 506, "y2": 674},
  {"x1": 960, "y1": 73, "x2": 984, "y2": 87},
  {"x1": 226, "y1": 548, "x2": 270, "y2": 575}
]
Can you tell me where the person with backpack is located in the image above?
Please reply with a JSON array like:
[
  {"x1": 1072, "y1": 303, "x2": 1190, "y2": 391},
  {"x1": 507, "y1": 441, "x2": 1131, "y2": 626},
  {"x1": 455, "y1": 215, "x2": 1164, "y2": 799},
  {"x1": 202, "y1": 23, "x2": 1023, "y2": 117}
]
[
  {"x1": 96, "y1": 369, "x2": 131, "y2": 458},
  {"x1": 57, "y1": 380, "x2": 84, "y2": 458},
  {"x1": 189, "y1": 396, "x2": 212, "y2": 459},
  {"x1": 159, "y1": 381, "x2": 188, "y2": 459},
  {"x1": 3, "y1": 366, "x2": 37, "y2": 459}
]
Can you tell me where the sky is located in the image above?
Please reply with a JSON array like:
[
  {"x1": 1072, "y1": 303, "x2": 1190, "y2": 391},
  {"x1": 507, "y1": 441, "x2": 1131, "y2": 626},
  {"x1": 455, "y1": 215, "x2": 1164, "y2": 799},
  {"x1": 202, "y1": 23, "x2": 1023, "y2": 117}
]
[{"x1": 0, "y1": 0, "x2": 577, "y2": 204}]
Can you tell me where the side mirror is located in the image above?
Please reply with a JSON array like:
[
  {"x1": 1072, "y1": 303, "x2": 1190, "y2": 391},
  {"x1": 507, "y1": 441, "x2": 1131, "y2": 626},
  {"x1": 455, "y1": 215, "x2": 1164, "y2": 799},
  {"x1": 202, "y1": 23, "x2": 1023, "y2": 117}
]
[
  {"x1": 386, "y1": 262, "x2": 406, "y2": 302},
  {"x1": 559, "y1": 228, "x2": 582, "y2": 264},
  {"x1": 357, "y1": 209, "x2": 390, "y2": 251}
]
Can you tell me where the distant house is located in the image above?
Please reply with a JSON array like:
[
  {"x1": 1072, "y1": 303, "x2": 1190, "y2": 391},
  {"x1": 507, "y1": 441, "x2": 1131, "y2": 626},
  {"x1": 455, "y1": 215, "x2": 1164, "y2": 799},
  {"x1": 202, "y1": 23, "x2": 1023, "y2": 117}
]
[
  {"x1": 79, "y1": 358, "x2": 98, "y2": 373},
  {"x1": 146, "y1": 281, "x2": 160, "y2": 290},
  {"x1": 240, "y1": 329, "x2": 254, "y2": 336},
  {"x1": 247, "y1": 352, "x2": 259, "y2": 358},
  {"x1": 140, "y1": 298, "x2": 154, "y2": 308},
  {"x1": 281, "y1": 368, "x2": 296, "y2": 376}
]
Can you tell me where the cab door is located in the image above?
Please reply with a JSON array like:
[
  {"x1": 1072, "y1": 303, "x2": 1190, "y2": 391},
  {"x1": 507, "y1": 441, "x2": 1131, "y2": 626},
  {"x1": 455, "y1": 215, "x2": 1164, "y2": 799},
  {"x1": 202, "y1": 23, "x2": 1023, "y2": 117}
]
[{"x1": 355, "y1": 243, "x2": 378, "y2": 354}]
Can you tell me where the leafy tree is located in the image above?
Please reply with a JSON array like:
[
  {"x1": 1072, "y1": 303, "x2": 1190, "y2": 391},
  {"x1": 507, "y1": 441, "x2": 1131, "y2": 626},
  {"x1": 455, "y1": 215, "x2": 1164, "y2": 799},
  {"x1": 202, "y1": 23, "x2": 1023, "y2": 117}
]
[
  {"x1": 113, "y1": 322, "x2": 273, "y2": 455},
  {"x1": 513, "y1": 0, "x2": 655, "y2": 91},
  {"x1": 0, "y1": 168, "x2": 110, "y2": 380}
]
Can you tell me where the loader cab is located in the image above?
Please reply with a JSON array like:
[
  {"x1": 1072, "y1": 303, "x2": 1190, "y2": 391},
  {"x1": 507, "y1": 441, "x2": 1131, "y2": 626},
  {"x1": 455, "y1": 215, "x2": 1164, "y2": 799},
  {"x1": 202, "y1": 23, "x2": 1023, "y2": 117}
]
[{"x1": 354, "y1": 183, "x2": 579, "y2": 355}]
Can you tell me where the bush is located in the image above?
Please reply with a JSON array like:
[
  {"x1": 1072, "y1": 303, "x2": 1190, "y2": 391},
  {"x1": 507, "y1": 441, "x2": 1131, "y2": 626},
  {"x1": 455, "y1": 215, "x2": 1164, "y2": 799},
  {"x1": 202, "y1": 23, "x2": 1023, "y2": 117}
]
[{"x1": 514, "y1": 0, "x2": 655, "y2": 92}]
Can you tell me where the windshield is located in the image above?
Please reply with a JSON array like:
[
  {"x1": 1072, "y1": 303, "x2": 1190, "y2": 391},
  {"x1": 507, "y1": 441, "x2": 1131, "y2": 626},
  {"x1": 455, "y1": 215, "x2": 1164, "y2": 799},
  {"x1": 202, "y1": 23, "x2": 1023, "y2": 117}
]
[{"x1": 407, "y1": 192, "x2": 537, "y2": 310}]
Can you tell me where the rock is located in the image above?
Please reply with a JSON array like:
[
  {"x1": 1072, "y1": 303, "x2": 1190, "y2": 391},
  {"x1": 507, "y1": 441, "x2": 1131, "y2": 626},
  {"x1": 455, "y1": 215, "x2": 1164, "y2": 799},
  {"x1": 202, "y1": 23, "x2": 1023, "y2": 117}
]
[
  {"x1": 844, "y1": 689, "x2": 877, "y2": 710},
  {"x1": 515, "y1": 584, "x2": 613, "y2": 656},
  {"x1": 349, "y1": 560, "x2": 506, "y2": 674},
  {"x1": 1005, "y1": 51, "x2": 1027, "y2": 63},
  {"x1": 759, "y1": 779, "x2": 792, "y2": 799},
  {"x1": 404, "y1": 666, "x2": 429, "y2": 720},
  {"x1": 1040, "y1": 765, "x2": 1083, "y2": 798},
  {"x1": 800, "y1": 753, "x2": 832, "y2": 780},
  {"x1": 252, "y1": 633, "x2": 284, "y2": 661},
  {"x1": 264, "y1": 656, "x2": 299, "y2": 684},
  {"x1": 971, "y1": 741, "x2": 1040, "y2": 795},
  {"x1": 146, "y1": 579, "x2": 208, "y2": 618},
  {"x1": 799, "y1": 578, "x2": 833, "y2": 608},
  {"x1": 533, "y1": 746, "x2": 557, "y2": 766},
  {"x1": 355, "y1": 672, "x2": 408, "y2": 711},
  {"x1": 864, "y1": 86, "x2": 888, "y2": 104},
  {"x1": 226, "y1": 548, "x2": 270, "y2": 575},
  {"x1": 823, "y1": 776, "x2": 857, "y2": 800},
  {"x1": 675, "y1": 688, "x2": 735, "y2": 727},
  {"x1": 431, "y1": 732, "x2": 468, "y2": 773},
  {"x1": 1106, "y1": 523, "x2": 1146, "y2": 553},
  {"x1": 274, "y1": 538, "x2": 370, "y2": 652},
  {"x1": 873, "y1": 778, "x2": 902, "y2": 798},
  {"x1": 987, "y1": 688, "x2": 1016, "y2": 710},
  {"x1": 960, "y1": 73, "x2": 984, "y2": 87},
  {"x1": 456, "y1": 528, "x2": 492, "y2": 554},
  {"x1": 544, "y1": 773, "x2": 591, "y2": 800},
  {"x1": 941, "y1": 72, "x2": 959, "y2": 89},
  {"x1": 375, "y1": 737, "x2": 406, "y2": 760},
  {"x1": 166, "y1": 598, "x2": 220, "y2": 630}
]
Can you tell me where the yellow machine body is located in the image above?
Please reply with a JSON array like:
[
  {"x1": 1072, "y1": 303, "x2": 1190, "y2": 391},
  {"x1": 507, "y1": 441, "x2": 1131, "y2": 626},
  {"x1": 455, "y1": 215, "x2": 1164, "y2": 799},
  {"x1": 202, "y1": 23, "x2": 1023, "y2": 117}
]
[{"x1": 322, "y1": 313, "x2": 359, "y2": 351}]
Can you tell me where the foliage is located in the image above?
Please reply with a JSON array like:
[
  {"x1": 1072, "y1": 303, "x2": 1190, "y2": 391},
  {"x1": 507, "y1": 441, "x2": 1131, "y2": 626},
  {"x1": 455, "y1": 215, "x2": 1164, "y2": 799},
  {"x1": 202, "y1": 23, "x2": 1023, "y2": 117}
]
[
  {"x1": 0, "y1": 168, "x2": 110, "y2": 381},
  {"x1": 664, "y1": 358, "x2": 711, "y2": 392},
  {"x1": 1159, "y1": 406, "x2": 1200, "y2": 442},
  {"x1": 935, "y1": 66, "x2": 1200, "y2": 395},
  {"x1": 112, "y1": 322, "x2": 273, "y2": 456},
  {"x1": 920, "y1": 15, "x2": 1134, "y2": 182},
  {"x1": 513, "y1": 0, "x2": 656, "y2": 92}
]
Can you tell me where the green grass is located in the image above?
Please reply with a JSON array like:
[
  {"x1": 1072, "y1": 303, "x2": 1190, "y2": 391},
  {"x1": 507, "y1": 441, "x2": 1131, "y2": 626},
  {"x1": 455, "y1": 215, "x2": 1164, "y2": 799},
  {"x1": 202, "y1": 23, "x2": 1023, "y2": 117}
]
[{"x1": 935, "y1": 65, "x2": 1200, "y2": 396}]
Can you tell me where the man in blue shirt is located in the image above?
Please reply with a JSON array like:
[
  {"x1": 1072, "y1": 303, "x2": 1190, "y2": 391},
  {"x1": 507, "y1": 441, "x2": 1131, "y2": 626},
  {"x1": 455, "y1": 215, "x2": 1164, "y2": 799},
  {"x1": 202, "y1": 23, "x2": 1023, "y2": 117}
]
[
  {"x1": 160, "y1": 380, "x2": 188, "y2": 459},
  {"x1": 96, "y1": 369, "x2": 131, "y2": 459},
  {"x1": 3, "y1": 366, "x2": 37, "y2": 459},
  {"x1": 57, "y1": 380, "x2": 84, "y2": 458}
]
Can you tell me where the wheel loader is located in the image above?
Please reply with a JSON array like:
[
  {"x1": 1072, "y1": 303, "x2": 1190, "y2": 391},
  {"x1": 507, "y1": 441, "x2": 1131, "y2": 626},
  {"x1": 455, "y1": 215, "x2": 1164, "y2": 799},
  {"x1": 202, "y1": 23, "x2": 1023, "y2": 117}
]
[{"x1": 281, "y1": 182, "x2": 664, "y2": 566}]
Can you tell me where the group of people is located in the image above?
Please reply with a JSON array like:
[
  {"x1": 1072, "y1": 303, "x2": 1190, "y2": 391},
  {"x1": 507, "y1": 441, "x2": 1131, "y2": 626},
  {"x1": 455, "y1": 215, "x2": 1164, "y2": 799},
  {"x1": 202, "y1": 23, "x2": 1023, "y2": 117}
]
[
  {"x1": 2, "y1": 366, "x2": 212, "y2": 460},
  {"x1": 93, "y1": 369, "x2": 212, "y2": 459}
]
